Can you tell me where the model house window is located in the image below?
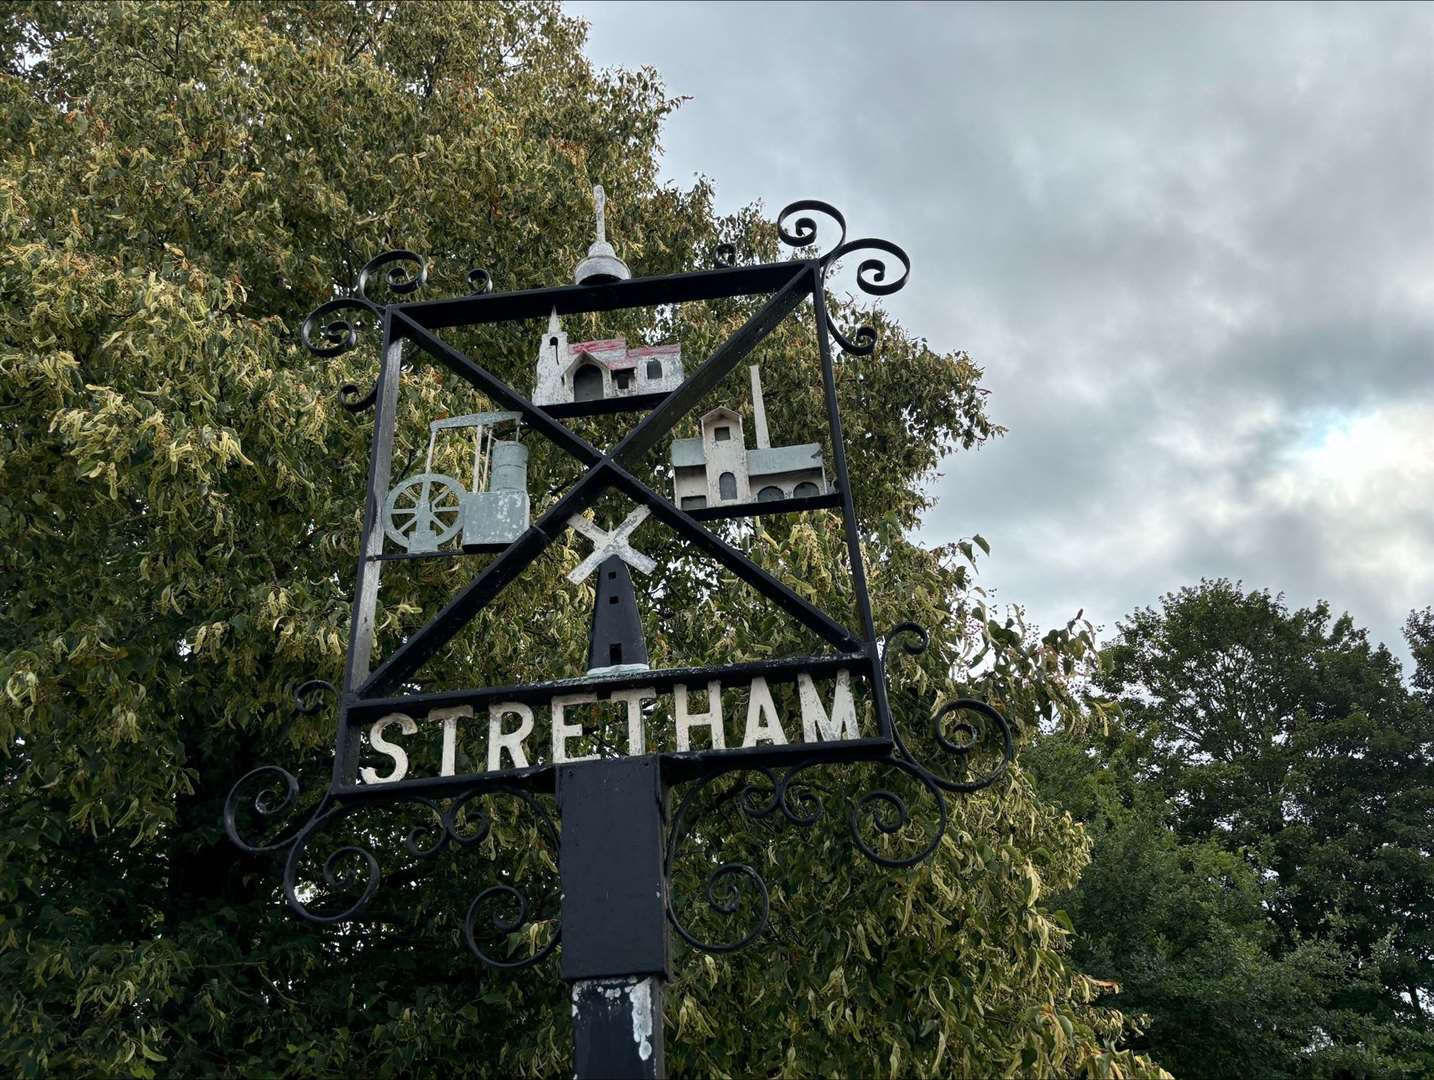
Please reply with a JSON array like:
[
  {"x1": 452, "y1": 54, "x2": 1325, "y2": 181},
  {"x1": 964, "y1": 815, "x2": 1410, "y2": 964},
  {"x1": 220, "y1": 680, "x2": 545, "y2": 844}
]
[
  {"x1": 646, "y1": 359, "x2": 662, "y2": 379},
  {"x1": 719, "y1": 472, "x2": 737, "y2": 501},
  {"x1": 757, "y1": 485, "x2": 784, "y2": 502},
  {"x1": 794, "y1": 480, "x2": 821, "y2": 499},
  {"x1": 614, "y1": 371, "x2": 632, "y2": 391},
  {"x1": 713, "y1": 425, "x2": 731, "y2": 442},
  {"x1": 681, "y1": 495, "x2": 707, "y2": 510}
]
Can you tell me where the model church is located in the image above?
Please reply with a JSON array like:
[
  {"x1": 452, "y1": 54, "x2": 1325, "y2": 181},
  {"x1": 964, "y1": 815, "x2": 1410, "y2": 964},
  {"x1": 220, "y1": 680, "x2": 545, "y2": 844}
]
[
  {"x1": 670, "y1": 367, "x2": 828, "y2": 511},
  {"x1": 532, "y1": 310, "x2": 684, "y2": 407}
]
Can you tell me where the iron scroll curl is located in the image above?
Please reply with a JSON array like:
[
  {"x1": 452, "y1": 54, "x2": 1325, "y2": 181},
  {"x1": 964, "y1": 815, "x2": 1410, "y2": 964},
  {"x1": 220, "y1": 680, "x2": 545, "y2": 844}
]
[
  {"x1": 465, "y1": 266, "x2": 494, "y2": 295},
  {"x1": 663, "y1": 768, "x2": 778, "y2": 954},
  {"x1": 298, "y1": 249, "x2": 432, "y2": 412},
  {"x1": 224, "y1": 764, "x2": 310, "y2": 856},
  {"x1": 222, "y1": 684, "x2": 561, "y2": 972},
  {"x1": 777, "y1": 199, "x2": 848, "y2": 259},
  {"x1": 447, "y1": 785, "x2": 562, "y2": 971},
  {"x1": 776, "y1": 199, "x2": 912, "y2": 357},
  {"x1": 880, "y1": 621, "x2": 1015, "y2": 794},
  {"x1": 355, "y1": 249, "x2": 428, "y2": 302}
]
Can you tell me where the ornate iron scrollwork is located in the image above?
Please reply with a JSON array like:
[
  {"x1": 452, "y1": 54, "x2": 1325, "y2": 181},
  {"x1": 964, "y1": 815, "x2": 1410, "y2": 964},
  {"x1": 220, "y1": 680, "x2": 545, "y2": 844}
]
[
  {"x1": 664, "y1": 768, "x2": 776, "y2": 953},
  {"x1": 223, "y1": 686, "x2": 560, "y2": 972},
  {"x1": 663, "y1": 620, "x2": 1013, "y2": 955},
  {"x1": 777, "y1": 199, "x2": 912, "y2": 357},
  {"x1": 447, "y1": 785, "x2": 561, "y2": 971},
  {"x1": 299, "y1": 249, "x2": 434, "y2": 412},
  {"x1": 880, "y1": 622, "x2": 1015, "y2": 794},
  {"x1": 243, "y1": 200, "x2": 1007, "y2": 985},
  {"x1": 465, "y1": 266, "x2": 494, "y2": 295}
]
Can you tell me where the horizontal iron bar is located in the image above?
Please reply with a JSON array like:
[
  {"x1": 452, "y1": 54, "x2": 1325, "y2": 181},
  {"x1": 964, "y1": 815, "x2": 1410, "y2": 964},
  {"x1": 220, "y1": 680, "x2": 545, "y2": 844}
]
[
  {"x1": 660, "y1": 736, "x2": 895, "y2": 786},
  {"x1": 368, "y1": 546, "x2": 506, "y2": 562},
  {"x1": 686, "y1": 489, "x2": 842, "y2": 521},
  {"x1": 333, "y1": 759, "x2": 556, "y2": 801},
  {"x1": 361, "y1": 489, "x2": 843, "y2": 557},
  {"x1": 348, "y1": 653, "x2": 874, "y2": 722},
  {"x1": 398, "y1": 261, "x2": 812, "y2": 330},
  {"x1": 541, "y1": 392, "x2": 667, "y2": 419}
]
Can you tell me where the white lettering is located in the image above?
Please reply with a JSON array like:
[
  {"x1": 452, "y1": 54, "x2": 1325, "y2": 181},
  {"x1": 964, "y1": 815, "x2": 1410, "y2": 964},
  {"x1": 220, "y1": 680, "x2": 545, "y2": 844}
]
[
  {"x1": 551, "y1": 692, "x2": 598, "y2": 764},
  {"x1": 487, "y1": 701, "x2": 534, "y2": 771},
  {"x1": 430, "y1": 705, "x2": 472, "y2": 776},
  {"x1": 608, "y1": 686, "x2": 657, "y2": 755},
  {"x1": 741, "y1": 676, "x2": 788, "y2": 747},
  {"x1": 357, "y1": 670, "x2": 859, "y2": 782},
  {"x1": 361, "y1": 713, "x2": 417, "y2": 784},
  {"x1": 798, "y1": 669, "x2": 858, "y2": 743},
  {"x1": 674, "y1": 681, "x2": 725, "y2": 751}
]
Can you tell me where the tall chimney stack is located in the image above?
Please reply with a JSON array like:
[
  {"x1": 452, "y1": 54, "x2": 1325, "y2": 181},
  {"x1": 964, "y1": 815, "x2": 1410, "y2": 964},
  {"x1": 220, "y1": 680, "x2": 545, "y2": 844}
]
[{"x1": 750, "y1": 365, "x2": 771, "y2": 449}]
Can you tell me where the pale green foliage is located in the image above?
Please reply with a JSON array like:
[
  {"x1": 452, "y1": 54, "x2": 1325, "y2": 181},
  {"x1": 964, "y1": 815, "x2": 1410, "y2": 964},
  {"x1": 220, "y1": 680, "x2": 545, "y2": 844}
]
[{"x1": 1, "y1": 3, "x2": 1166, "y2": 1076}]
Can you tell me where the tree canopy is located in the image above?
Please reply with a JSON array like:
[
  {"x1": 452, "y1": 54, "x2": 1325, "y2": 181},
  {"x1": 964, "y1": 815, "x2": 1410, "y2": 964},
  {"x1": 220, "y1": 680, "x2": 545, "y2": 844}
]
[
  {"x1": 1028, "y1": 581, "x2": 1434, "y2": 1078},
  {"x1": 0, "y1": 3, "x2": 1164, "y2": 1077}
]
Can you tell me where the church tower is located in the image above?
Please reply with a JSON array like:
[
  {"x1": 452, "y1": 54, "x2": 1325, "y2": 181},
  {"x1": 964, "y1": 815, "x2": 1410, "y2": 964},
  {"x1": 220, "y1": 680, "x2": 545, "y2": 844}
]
[{"x1": 533, "y1": 307, "x2": 568, "y2": 407}]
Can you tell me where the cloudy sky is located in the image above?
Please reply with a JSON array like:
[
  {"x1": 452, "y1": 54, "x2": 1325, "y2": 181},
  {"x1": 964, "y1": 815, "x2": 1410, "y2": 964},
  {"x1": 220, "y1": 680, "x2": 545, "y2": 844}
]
[{"x1": 570, "y1": 1, "x2": 1434, "y2": 665}]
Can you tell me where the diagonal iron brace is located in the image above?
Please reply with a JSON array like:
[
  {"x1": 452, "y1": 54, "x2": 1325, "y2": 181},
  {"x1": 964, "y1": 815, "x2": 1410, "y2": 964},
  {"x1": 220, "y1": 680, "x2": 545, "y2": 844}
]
[{"x1": 356, "y1": 271, "x2": 858, "y2": 698}]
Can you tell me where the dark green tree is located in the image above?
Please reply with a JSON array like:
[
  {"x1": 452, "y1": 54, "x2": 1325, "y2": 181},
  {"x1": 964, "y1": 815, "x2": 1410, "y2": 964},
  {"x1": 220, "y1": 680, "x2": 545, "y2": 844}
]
[
  {"x1": 1028, "y1": 711, "x2": 1351, "y2": 1077},
  {"x1": 1, "y1": 2, "x2": 1164, "y2": 1076},
  {"x1": 1031, "y1": 581, "x2": 1434, "y2": 1078}
]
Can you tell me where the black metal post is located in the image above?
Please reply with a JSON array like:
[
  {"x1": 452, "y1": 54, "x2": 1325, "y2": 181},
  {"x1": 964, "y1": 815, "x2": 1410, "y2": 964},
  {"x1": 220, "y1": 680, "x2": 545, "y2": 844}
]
[{"x1": 559, "y1": 757, "x2": 669, "y2": 1079}]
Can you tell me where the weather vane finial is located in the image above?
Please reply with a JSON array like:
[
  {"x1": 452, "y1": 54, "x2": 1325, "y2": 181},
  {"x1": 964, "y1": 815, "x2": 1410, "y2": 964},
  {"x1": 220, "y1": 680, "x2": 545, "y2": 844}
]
[{"x1": 574, "y1": 182, "x2": 631, "y2": 286}]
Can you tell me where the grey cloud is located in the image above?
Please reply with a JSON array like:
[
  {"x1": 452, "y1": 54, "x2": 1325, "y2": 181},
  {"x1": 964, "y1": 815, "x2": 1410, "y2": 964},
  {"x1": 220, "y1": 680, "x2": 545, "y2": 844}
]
[{"x1": 570, "y1": 0, "x2": 1434, "y2": 662}]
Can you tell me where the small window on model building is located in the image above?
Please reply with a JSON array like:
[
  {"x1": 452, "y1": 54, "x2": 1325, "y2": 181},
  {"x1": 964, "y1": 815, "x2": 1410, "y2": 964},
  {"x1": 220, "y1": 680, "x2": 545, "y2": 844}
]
[
  {"x1": 793, "y1": 481, "x2": 821, "y2": 499},
  {"x1": 713, "y1": 425, "x2": 731, "y2": 442},
  {"x1": 614, "y1": 370, "x2": 632, "y2": 391},
  {"x1": 719, "y1": 472, "x2": 738, "y2": 501},
  {"x1": 757, "y1": 485, "x2": 784, "y2": 502},
  {"x1": 680, "y1": 495, "x2": 707, "y2": 510},
  {"x1": 647, "y1": 359, "x2": 663, "y2": 380}
]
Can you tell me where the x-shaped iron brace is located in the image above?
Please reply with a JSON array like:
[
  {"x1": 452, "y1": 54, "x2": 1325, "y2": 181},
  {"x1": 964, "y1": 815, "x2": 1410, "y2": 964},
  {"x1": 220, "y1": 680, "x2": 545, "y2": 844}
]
[{"x1": 356, "y1": 264, "x2": 866, "y2": 699}]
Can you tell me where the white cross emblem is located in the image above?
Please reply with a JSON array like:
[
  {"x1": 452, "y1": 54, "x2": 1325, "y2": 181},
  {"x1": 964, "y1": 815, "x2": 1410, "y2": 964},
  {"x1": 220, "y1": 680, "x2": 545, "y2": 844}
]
[{"x1": 566, "y1": 508, "x2": 656, "y2": 584}]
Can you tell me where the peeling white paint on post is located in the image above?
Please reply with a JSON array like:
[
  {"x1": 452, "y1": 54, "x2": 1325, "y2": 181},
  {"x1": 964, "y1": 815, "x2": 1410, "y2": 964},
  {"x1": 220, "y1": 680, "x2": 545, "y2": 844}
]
[
  {"x1": 570, "y1": 976, "x2": 664, "y2": 1079},
  {"x1": 629, "y1": 977, "x2": 654, "y2": 1061}
]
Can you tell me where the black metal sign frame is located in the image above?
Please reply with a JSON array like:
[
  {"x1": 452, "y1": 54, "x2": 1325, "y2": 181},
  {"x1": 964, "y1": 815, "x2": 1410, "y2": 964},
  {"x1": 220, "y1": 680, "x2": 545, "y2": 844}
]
[{"x1": 225, "y1": 201, "x2": 1012, "y2": 973}]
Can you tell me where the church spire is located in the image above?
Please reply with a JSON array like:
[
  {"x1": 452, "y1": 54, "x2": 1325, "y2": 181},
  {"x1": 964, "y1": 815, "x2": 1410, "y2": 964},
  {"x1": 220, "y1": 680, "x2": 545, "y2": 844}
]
[{"x1": 574, "y1": 183, "x2": 632, "y2": 286}]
